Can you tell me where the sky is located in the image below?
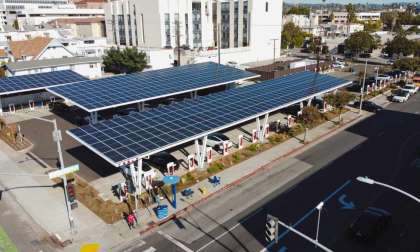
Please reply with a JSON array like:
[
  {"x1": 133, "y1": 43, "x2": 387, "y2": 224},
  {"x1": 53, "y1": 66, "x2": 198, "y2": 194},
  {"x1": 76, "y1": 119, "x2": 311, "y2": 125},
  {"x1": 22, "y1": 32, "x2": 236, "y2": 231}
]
[{"x1": 285, "y1": 0, "x2": 416, "y2": 4}]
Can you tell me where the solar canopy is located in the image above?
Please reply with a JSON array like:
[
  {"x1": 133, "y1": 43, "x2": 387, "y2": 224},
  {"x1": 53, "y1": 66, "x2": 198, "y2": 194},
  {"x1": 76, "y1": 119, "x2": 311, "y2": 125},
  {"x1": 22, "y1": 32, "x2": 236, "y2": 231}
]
[
  {"x1": 47, "y1": 62, "x2": 258, "y2": 112},
  {"x1": 68, "y1": 71, "x2": 351, "y2": 167},
  {"x1": 0, "y1": 70, "x2": 87, "y2": 95}
]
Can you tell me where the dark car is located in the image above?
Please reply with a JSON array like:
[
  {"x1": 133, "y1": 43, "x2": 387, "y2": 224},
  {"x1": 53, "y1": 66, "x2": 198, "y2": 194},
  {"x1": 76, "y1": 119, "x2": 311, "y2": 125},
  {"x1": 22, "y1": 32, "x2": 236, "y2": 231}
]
[
  {"x1": 117, "y1": 107, "x2": 138, "y2": 116},
  {"x1": 348, "y1": 207, "x2": 392, "y2": 242},
  {"x1": 353, "y1": 101, "x2": 382, "y2": 112},
  {"x1": 148, "y1": 152, "x2": 180, "y2": 170}
]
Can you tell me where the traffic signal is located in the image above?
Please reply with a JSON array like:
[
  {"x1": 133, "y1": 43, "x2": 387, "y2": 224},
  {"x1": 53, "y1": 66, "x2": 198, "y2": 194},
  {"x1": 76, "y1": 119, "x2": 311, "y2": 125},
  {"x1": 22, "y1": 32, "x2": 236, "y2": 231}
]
[
  {"x1": 67, "y1": 183, "x2": 76, "y2": 203},
  {"x1": 265, "y1": 214, "x2": 279, "y2": 243}
]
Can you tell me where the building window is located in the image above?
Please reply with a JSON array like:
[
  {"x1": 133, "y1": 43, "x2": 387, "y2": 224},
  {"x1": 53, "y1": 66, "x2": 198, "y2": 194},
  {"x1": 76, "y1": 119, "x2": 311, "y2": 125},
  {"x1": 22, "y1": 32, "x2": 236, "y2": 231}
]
[
  {"x1": 90, "y1": 64, "x2": 95, "y2": 68},
  {"x1": 118, "y1": 14, "x2": 126, "y2": 45},
  {"x1": 185, "y1": 13, "x2": 189, "y2": 47},
  {"x1": 265, "y1": 1, "x2": 268, "y2": 12},
  {"x1": 234, "y1": 1, "x2": 238, "y2": 47},
  {"x1": 164, "y1": 13, "x2": 171, "y2": 47},
  {"x1": 127, "y1": 14, "x2": 132, "y2": 46},
  {"x1": 192, "y1": 2, "x2": 202, "y2": 48},
  {"x1": 133, "y1": 5, "x2": 138, "y2": 46},
  {"x1": 243, "y1": 1, "x2": 249, "y2": 47},
  {"x1": 221, "y1": 2, "x2": 230, "y2": 48},
  {"x1": 174, "y1": 13, "x2": 179, "y2": 47}
]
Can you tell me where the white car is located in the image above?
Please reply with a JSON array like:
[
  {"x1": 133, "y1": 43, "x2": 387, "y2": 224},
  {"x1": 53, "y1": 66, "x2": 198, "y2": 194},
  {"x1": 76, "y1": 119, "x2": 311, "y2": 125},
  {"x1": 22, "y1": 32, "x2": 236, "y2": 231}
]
[
  {"x1": 401, "y1": 84, "x2": 418, "y2": 95},
  {"x1": 375, "y1": 74, "x2": 391, "y2": 82},
  {"x1": 392, "y1": 90, "x2": 410, "y2": 103},
  {"x1": 332, "y1": 63, "x2": 345, "y2": 69},
  {"x1": 206, "y1": 133, "x2": 233, "y2": 151}
]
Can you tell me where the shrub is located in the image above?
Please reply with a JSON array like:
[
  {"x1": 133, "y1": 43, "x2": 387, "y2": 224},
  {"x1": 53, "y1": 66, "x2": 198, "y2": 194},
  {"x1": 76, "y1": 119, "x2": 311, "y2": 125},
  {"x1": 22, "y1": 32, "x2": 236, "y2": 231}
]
[{"x1": 207, "y1": 162, "x2": 224, "y2": 174}]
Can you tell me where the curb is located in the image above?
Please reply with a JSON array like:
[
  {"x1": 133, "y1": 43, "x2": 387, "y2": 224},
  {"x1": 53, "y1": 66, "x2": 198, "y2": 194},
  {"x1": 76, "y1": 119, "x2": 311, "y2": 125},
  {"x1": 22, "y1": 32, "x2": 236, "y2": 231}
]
[{"x1": 138, "y1": 113, "x2": 365, "y2": 236}]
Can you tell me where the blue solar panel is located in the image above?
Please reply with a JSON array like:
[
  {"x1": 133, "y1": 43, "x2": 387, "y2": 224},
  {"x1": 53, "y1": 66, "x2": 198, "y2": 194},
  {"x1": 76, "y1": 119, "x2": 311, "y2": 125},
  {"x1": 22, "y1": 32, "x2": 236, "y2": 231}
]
[
  {"x1": 0, "y1": 70, "x2": 87, "y2": 95},
  {"x1": 68, "y1": 71, "x2": 351, "y2": 166},
  {"x1": 47, "y1": 62, "x2": 258, "y2": 112}
]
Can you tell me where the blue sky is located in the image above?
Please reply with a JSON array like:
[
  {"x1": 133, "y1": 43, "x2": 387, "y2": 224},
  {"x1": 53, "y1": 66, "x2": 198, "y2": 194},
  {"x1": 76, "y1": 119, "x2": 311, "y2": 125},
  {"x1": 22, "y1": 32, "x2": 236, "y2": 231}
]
[{"x1": 285, "y1": 0, "x2": 416, "y2": 3}]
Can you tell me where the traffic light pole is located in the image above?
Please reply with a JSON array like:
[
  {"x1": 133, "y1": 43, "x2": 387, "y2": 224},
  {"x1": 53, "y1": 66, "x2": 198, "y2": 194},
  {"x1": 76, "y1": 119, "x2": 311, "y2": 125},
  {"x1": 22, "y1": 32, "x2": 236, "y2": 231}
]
[
  {"x1": 53, "y1": 119, "x2": 75, "y2": 234},
  {"x1": 13, "y1": 113, "x2": 75, "y2": 235}
]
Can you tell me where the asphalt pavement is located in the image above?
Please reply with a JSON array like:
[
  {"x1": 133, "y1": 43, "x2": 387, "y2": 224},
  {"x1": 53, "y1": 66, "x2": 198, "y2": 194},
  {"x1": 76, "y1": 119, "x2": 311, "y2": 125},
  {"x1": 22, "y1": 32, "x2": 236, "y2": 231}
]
[{"x1": 132, "y1": 92, "x2": 420, "y2": 252}]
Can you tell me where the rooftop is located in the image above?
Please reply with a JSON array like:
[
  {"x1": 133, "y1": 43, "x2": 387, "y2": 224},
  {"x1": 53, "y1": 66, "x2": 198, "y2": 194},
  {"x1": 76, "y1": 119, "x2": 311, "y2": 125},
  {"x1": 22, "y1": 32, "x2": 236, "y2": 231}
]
[{"x1": 6, "y1": 56, "x2": 102, "y2": 71}]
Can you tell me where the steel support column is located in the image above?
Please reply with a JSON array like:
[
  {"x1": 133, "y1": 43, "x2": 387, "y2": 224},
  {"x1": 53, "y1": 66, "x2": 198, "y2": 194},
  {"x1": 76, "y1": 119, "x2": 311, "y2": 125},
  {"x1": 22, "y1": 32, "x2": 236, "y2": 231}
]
[
  {"x1": 136, "y1": 158, "x2": 143, "y2": 196},
  {"x1": 195, "y1": 136, "x2": 208, "y2": 169},
  {"x1": 137, "y1": 102, "x2": 145, "y2": 112},
  {"x1": 89, "y1": 111, "x2": 98, "y2": 124},
  {"x1": 260, "y1": 113, "x2": 269, "y2": 142}
]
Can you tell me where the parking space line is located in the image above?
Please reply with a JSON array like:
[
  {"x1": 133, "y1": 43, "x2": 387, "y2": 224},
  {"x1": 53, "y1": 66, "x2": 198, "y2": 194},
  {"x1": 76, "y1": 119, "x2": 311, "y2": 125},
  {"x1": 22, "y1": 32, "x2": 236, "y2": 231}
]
[
  {"x1": 157, "y1": 231, "x2": 194, "y2": 252},
  {"x1": 262, "y1": 179, "x2": 352, "y2": 251}
]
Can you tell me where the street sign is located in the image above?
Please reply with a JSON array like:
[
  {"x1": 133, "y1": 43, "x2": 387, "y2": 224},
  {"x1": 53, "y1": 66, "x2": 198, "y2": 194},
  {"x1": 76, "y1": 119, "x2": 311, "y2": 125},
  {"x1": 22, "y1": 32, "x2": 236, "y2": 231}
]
[{"x1": 48, "y1": 164, "x2": 79, "y2": 179}]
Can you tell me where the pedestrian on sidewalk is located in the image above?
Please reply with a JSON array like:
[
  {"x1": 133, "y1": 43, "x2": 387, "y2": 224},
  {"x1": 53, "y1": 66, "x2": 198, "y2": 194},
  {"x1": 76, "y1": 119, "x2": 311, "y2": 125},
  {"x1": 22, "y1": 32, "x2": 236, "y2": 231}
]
[{"x1": 127, "y1": 213, "x2": 135, "y2": 229}]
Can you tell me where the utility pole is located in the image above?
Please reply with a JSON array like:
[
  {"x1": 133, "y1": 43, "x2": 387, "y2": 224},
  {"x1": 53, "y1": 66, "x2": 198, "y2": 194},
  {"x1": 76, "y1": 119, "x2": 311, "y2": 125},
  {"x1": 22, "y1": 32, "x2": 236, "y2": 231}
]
[
  {"x1": 359, "y1": 59, "x2": 368, "y2": 114},
  {"x1": 270, "y1": 39, "x2": 279, "y2": 63}
]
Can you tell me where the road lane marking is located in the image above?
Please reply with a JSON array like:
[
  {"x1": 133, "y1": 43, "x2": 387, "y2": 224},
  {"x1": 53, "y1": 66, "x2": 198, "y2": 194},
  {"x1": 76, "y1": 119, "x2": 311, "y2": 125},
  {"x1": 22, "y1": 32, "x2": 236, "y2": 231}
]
[
  {"x1": 142, "y1": 247, "x2": 156, "y2": 252},
  {"x1": 196, "y1": 207, "x2": 263, "y2": 252},
  {"x1": 157, "y1": 231, "x2": 193, "y2": 252},
  {"x1": 261, "y1": 179, "x2": 352, "y2": 252}
]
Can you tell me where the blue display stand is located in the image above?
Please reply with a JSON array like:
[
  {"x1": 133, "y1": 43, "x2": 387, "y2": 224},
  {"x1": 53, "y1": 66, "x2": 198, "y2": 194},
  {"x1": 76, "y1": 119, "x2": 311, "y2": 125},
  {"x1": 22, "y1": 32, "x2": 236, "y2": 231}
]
[
  {"x1": 163, "y1": 176, "x2": 180, "y2": 209},
  {"x1": 155, "y1": 205, "x2": 168, "y2": 219}
]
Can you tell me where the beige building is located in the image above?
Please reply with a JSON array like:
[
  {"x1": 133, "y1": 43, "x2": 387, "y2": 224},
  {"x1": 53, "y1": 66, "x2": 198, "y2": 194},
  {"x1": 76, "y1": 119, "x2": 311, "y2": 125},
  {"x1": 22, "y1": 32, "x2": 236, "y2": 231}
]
[{"x1": 48, "y1": 17, "x2": 105, "y2": 38}]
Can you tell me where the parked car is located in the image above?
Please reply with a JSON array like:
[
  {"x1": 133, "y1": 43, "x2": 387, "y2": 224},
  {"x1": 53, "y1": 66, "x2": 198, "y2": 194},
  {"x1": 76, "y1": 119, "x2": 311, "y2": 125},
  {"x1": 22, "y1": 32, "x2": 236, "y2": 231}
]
[
  {"x1": 401, "y1": 84, "x2": 418, "y2": 95},
  {"x1": 348, "y1": 207, "x2": 392, "y2": 242},
  {"x1": 353, "y1": 101, "x2": 383, "y2": 113},
  {"x1": 359, "y1": 53, "x2": 371, "y2": 58},
  {"x1": 148, "y1": 152, "x2": 179, "y2": 170},
  {"x1": 206, "y1": 133, "x2": 233, "y2": 151},
  {"x1": 375, "y1": 74, "x2": 391, "y2": 82},
  {"x1": 392, "y1": 89, "x2": 410, "y2": 102},
  {"x1": 332, "y1": 62, "x2": 345, "y2": 69},
  {"x1": 117, "y1": 107, "x2": 138, "y2": 117}
]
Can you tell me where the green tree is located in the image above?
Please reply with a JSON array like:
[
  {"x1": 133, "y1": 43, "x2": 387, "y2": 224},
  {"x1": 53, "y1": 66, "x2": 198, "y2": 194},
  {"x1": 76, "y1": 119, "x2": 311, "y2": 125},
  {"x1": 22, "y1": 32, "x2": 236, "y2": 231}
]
[
  {"x1": 344, "y1": 31, "x2": 379, "y2": 56},
  {"x1": 393, "y1": 57, "x2": 420, "y2": 72},
  {"x1": 281, "y1": 22, "x2": 308, "y2": 49},
  {"x1": 382, "y1": 33, "x2": 415, "y2": 58},
  {"x1": 103, "y1": 47, "x2": 149, "y2": 74},
  {"x1": 362, "y1": 20, "x2": 383, "y2": 32},
  {"x1": 12, "y1": 20, "x2": 19, "y2": 30},
  {"x1": 346, "y1": 4, "x2": 357, "y2": 23},
  {"x1": 381, "y1": 11, "x2": 398, "y2": 31},
  {"x1": 297, "y1": 106, "x2": 323, "y2": 127},
  {"x1": 286, "y1": 6, "x2": 310, "y2": 16},
  {"x1": 323, "y1": 91, "x2": 355, "y2": 121}
]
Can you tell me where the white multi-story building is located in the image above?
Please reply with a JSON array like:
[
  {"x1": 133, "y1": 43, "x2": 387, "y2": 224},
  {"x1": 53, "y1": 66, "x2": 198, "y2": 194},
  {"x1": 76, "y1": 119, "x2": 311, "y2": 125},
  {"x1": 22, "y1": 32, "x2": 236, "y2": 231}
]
[
  {"x1": 104, "y1": 0, "x2": 282, "y2": 67},
  {"x1": 355, "y1": 12, "x2": 381, "y2": 22},
  {"x1": 0, "y1": 0, "x2": 104, "y2": 27}
]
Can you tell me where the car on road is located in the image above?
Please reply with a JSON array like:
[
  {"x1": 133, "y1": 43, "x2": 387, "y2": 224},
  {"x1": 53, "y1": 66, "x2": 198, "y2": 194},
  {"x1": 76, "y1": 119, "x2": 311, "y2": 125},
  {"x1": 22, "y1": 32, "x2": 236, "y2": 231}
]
[
  {"x1": 353, "y1": 101, "x2": 383, "y2": 113},
  {"x1": 392, "y1": 89, "x2": 410, "y2": 103},
  {"x1": 375, "y1": 74, "x2": 391, "y2": 82},
  {"x1": 348, "y1": 207, "x2": 392, "y2": 242},
  {"x1": 332, "y1": 62, "x2": 345, "y2": 69},
  {"x1": 148, "y1": 152, "x2": 180, "y2": 170},
  {"x1": 401, "y1": 84, "x2": 419, "y2": 95},
  {"x1": 206, "y1": 133, "x2": 233, "y2": 151}
]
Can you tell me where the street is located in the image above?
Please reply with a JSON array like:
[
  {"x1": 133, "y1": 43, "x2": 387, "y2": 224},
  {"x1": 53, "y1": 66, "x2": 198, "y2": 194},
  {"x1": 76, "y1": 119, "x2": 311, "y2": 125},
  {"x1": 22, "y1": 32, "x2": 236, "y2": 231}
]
[{"x1": 131, "y1": 92, "x2": 420, "y2": 252}]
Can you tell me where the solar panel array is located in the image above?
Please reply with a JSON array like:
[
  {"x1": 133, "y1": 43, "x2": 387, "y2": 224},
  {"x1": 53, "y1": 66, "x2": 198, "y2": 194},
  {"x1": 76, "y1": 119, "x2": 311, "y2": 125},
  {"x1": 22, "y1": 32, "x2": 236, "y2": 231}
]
[
  {"x1": 68, "y1": 71, "x2": 351, "y2": 166},
  {"x1": 47, "y1": 62, "x2": 258, "y2": 112},
  {"x1": 0, "y1": 70, "x2": 87, "y2": 95}
]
